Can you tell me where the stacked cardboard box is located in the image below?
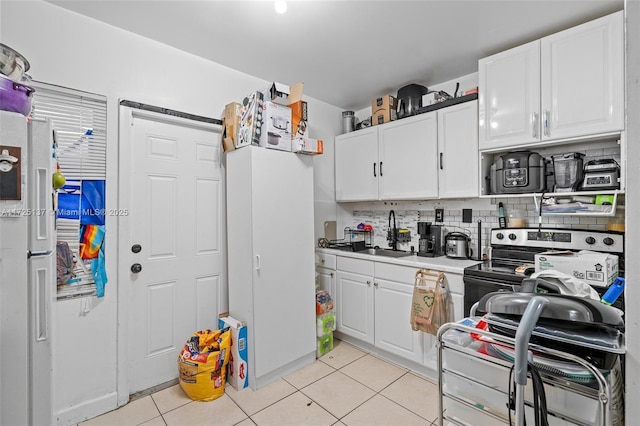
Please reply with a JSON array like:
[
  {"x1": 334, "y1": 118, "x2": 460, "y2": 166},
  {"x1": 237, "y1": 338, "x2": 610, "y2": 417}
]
[
  {"x1": 315, "y1": 290, "x2": 336, "y2": 357},
  {"x1": 371, "y1": 95, "x2": 397, "y2": 126},
  {"x1": 224, "y1": 82, "x2": 322, "y2": 155}
]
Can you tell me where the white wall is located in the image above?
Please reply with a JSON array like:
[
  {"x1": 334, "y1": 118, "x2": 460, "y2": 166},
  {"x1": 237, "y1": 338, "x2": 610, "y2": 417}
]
[
  {"x1": 624, "y1": 0, "x2": 639, "y2": 420},
  {"x1": 0, "y1": 1, "x2": 341, "y2": 424}
]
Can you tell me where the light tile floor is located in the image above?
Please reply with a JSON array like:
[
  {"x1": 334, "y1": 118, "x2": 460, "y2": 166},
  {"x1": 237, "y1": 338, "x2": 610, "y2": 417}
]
[{"x1": 80, "y1": 339, "x2": 441, "y2": 426}]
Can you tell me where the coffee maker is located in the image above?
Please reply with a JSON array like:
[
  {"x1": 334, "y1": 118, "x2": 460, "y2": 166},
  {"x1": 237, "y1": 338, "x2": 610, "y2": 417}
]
[{"x1": 417, "y1": 222, "x2": 444, "y2": 257}]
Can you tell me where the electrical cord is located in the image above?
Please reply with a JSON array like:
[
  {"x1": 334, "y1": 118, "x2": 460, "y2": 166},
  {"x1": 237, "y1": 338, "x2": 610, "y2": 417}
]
[
  {"x1": 537, "y1": 191, "x2": 547, "y2": 239},
  {"x1": 507, "y1": 361, "x2": 549, "y2": 426}
]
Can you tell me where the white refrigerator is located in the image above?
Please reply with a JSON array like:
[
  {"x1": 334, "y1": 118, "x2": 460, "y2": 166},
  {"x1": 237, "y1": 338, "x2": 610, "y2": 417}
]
[
  {"x1": 227, "y1": 146, "x2": 316, "y2": 390},
  {"x1": 0, "y1": 111, "x2": 55, "y2": 425}
]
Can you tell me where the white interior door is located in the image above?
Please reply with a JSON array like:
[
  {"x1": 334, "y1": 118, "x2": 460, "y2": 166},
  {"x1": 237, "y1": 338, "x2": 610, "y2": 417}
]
[{"x1": 120, "y1": 108, "x2": 225, "y2": 394}]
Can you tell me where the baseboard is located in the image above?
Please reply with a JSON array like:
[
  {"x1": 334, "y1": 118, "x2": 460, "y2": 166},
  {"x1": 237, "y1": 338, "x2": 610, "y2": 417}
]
[
  {"x1": 334, "y1": 332, "x2": 438, "y2": 382},
  {"x1": 55, "y1": 391, "x2": 119, "y2": 426},
  {"x1": 253, "y1": 351, "x2": 316, "y2": 390}
]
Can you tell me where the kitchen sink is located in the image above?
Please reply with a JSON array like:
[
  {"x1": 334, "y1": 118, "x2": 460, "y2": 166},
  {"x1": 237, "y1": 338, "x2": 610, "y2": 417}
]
[{"x1": 360, "y1": 248, "x2": 414, "y2": 258}]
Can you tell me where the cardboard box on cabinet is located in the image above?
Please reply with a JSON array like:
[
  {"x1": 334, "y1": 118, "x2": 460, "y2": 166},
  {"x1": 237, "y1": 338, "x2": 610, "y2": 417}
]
[
  {"x1": 372, "y1": 108, "x2": 397, "y2": 126},
  {"x1": 371, "y1": 95, "x2": 397, "y2": 114},
  {"x1": 290, "y1": 100, "x2": 309, "y2": 138},
  {"x1": 292, "y1": 137, "x2": 323, "y2": 155},
  {"x1": 236, "y1": 91, "x2": 264, "y2": 148},
  {"x1": 222, "y1": 102, "x2": 241, "y2": 153},
  {"x1": 267, "y1": 81, "x2": 304, "y2": 106},
  {"x1": 259, "y1": 101, "x2": 292, "y2": 151}
]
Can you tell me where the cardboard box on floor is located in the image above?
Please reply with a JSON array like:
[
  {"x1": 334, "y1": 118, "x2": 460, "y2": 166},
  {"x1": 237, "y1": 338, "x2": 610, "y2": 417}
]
[{"x1": 218, "y1": 315, "x2": 249, "y2": 390}]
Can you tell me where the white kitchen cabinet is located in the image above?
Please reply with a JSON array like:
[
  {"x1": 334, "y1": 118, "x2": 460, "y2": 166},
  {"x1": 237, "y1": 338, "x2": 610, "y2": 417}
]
[
  {"x1": 335, "y1": 102, "x2": 478, "y2": 202},
  {"x1": 378, "y1": 114, "x2": 438, "y2": 200},
  {"x1": 336, "y1": 256, "x2": 465, "y2": 366},
  {"x1": 316, "y1": 253, "x2": 336, "y2": 297},
  {"x1": 335, "y1": 257, "x2": 375, "y2": 344},
  {"x1": 334, "y1": 127, "x2": 378, "y2": 201},
  {"x1": 374, "y1": 264, "x2": 425, "y2": 364},
  {"x1": 437, "y1": 101, "x2": 479, "y2": 198},
  {"x1": 479, "y1": 11, "x2": 623, "y2": 150},
  {"x1": 478, "y1": 41, "x2": 541, "y2": 149},
  {"x1": 541, "y1": 11, "x2": 624, "y2": 140},
  {"x1": 227, "y1": 146, "x2": 316, "y2": 389}
]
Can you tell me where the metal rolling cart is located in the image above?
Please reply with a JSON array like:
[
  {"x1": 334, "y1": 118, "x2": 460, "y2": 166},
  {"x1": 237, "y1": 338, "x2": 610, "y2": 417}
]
[{"x1": 436, "y1": 296, "x2": 625, "y2": 426}]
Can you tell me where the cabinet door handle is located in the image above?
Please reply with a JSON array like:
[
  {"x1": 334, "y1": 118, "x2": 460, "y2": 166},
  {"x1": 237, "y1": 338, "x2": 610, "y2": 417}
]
[
  {"x1": 330, "y1": 272, "x2": 334, "y2": 277},
  {"x1": 321, "y1": 259, "x2": 325, "y2": 264},
  {"x1": 380, "y1": 161, "x2": 383, "y2": 176},
  {"x1": 440, "y1": 153, "x2": 443, "y2": 170},
  {"x1": 373, "y1": 163, "x2": 377, "y2": 177},
  {"x1": 366, "y1": 280, "x2": 371, "y2": 286},
  {"x1": 255, "y1": 254, "x2": 261, "y2": 271},
  {"x1": 543, "y1": 110, "x2": 550, "y2": 137},
  {"x1": 374, "y1": 282, "x2": 379, "y2": 288},
  {"x1": 532, "y1": 112, "x2": 539, "y2": 138}
]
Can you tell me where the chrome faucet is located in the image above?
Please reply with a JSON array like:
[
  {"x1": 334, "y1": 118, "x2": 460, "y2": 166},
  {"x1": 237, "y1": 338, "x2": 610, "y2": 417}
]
[{"x1": 388, "y1": 210, "x2": 398, "y2": 251}]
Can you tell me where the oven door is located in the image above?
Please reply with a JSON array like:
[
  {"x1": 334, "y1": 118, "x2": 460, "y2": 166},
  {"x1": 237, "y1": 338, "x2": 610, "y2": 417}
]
[{"x1": 463, "y1": 275, "x2": 519, "y2": 317}]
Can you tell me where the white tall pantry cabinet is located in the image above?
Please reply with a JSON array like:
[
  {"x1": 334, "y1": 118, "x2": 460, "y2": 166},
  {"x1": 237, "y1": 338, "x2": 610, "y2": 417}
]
[{"x1": 226, "y1": 146, "x2": 316, "y2": 390}]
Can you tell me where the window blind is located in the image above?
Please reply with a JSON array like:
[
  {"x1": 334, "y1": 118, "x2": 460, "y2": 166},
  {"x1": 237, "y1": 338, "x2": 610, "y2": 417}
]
[{"x1": 30, "y1": 82, "x2": 107, "y2": 299}]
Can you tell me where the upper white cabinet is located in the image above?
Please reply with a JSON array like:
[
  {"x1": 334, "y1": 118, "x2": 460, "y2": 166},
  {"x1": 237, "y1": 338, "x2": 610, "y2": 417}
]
[
  {"x1": 334, "y1": 127, "x2": 379, "y2": 201},
  {"x1": 541, "y1": 11, "x2": 624, "y2": 140},
  {"x1": 335, "y1": 100, "x2": 478, "y2": 201},
  {"x1": 378, "y1": 114, "x2": 438, "y2": 200},
  {"x1": 335, "y1": 114, "x2": 438, "y2": 202},
  {"x1": 478, "y1": 41, "x2": 541, "y2": 148},
  {"x1": 479, "y1": 11, "x2": 623, "y2": 150},
  {"x1": 437, "y1": 101, "x2": 479, "y2": 198}
]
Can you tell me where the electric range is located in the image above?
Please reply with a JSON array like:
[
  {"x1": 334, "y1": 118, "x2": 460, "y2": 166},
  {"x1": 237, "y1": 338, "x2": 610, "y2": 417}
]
[{"x1": 463, "y1": 227, "x2": 625, "y2": 316}]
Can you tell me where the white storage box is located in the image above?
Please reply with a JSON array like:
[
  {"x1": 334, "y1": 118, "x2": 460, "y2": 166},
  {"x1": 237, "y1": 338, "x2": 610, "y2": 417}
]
[
  {"x1": 292, "y1": 137, "x2": 323, "y2": 155},
  {"x1": 259, "y1": 101, "x2": 291, "y2": 151},
  {"x1": 534, "y1": 250, "x2": 618, "y2": 288}
]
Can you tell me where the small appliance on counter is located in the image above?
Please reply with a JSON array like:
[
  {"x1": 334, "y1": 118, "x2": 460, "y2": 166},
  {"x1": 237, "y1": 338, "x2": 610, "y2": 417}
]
[
  {"x1": 552, "y1": 152, "x2": 584, "y2": 192},
  {"x1": 417, "y1": 222, "x2": 444, "y2": 257},
  {"x1": 396, "y1": 84, "x2": 429, "y2": 119},
  {"x1": 490, "y1": 150, "x2": 547, "y2": 194},
  {"x1": 581, "y1": 159, "x2": 620, "y2": 190},
  {"x1": 445, "y1": 232, "x2": 472, "y2": 259}
]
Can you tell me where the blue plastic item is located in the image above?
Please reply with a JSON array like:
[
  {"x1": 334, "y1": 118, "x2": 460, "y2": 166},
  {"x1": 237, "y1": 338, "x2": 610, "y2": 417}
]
[{"x1": 601, "y1": 277, "x2": 625, "y2": 305}]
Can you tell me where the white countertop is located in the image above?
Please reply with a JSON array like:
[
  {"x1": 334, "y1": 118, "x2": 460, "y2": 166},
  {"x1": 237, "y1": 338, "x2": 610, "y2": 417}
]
[{"x1": 316, "y1": 248, "x2": 482, "y2": 274}]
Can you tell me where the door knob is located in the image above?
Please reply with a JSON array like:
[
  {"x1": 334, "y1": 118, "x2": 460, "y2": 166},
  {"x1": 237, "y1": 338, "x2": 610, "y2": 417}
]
[
  {"x1": 131, "y1": 263, "x2": 142, "y2": 273},
  {"x1": 131, "y1": 244, "x2": 142, "y2": 253}
]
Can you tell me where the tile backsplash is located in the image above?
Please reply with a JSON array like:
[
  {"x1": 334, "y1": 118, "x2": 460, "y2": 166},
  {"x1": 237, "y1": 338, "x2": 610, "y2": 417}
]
[{"x1": 348, "y1": 197, "x2": 624, "y2": 257}]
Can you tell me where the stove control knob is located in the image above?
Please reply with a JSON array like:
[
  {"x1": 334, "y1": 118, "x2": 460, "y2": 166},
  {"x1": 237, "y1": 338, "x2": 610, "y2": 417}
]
[
  {"x1": 603, "y1": 237, "x2": 615, "y2": 246},
  {"x1": 585, "y1": 236, "x2": 596, "y2": 245},
  {"x1": 508, "y1": 233, "x2": 517, "y2": 241},
  {"x1": 496, "y1": 233, "x2": 504, "y2": 240}
]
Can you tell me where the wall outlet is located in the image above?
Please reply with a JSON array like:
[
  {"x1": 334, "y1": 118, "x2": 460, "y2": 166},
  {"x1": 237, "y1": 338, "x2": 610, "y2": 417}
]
[
  {"x1": 435, "y1": 208, "x2": 444, "y2": 222},
  {"x1": 462, "y1": 208, "x2": 472, "y2": 223}
]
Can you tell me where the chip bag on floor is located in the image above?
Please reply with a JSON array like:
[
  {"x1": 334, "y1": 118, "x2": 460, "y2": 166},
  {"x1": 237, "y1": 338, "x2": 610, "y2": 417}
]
[{"x1": 178, "y1": 328, "x2": 231, "y2": 401}]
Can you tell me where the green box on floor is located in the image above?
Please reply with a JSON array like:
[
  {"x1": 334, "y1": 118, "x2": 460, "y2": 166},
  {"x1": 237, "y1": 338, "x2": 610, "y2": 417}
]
[{"x1": 317, "y1": 332, "x2": 334, "y2": 357}]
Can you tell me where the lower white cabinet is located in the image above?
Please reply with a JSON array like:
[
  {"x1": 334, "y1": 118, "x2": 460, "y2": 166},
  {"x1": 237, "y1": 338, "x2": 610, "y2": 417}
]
[
  {"x1": 335, "y1": 257, "x2": 375, "y2": 344},
  {"x1": 335, "y1": 256, "x2": 464, "y2": 366},
  {"x1": 316, "y1": 252, "x2": 336, "y2": 297},
  {"x1": 374, "y1": 277, "x2": 424, "y2": 364}
]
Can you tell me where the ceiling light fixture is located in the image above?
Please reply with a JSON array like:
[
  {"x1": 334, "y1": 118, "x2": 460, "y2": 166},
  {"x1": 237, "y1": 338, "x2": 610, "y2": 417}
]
[{"x1": 275, "y1": 0, "x2": 287, "y2": 14}]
